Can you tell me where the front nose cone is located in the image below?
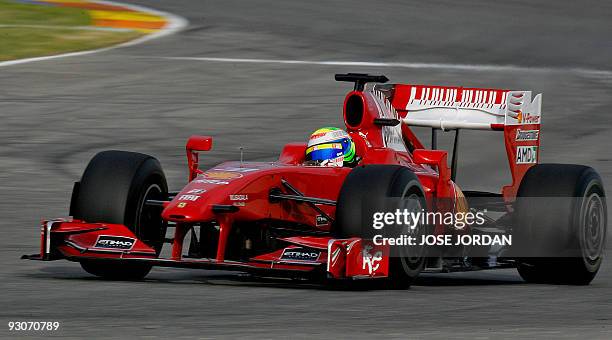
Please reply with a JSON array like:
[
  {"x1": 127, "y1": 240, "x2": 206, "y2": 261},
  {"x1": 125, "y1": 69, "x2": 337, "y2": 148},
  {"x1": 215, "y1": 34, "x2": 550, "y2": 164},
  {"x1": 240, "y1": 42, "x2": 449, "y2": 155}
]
[{"x1": 162, "y1": 199, "x2": 215, "y2": 223}]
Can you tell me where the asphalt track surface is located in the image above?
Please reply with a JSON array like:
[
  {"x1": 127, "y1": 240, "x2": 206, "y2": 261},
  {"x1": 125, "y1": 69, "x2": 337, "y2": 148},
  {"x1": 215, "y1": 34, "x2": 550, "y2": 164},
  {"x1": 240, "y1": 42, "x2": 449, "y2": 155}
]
[{"x1": 2, "y1": 0, "x2": 612, "y2": 338}]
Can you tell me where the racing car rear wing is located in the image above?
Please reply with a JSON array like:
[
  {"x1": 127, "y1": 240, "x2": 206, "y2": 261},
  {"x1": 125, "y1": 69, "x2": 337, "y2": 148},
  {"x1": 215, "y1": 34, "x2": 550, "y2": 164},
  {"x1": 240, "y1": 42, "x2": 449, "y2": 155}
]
[
  {"x1": 335, "y1": 74, "x2": 542, "y2": 200},
  {"x1": 387, "y1": 84, "x2": 542, "y2": 130},
  {"x1": 384, "y1": 83, "x2": 542, "y2": 200}
]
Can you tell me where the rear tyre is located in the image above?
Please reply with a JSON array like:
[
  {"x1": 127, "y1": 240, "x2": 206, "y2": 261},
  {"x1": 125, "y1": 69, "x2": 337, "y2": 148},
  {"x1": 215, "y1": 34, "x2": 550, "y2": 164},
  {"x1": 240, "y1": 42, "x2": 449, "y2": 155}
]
[
  {"x1": 515, "y1": 164, "x2": 606, "y2": 285},
  {"x1": 72, "y1": 150, "x2": 168, "y2": 280},
  {"x1": 335, "y1": 165, "x2": 429, "y2": 289}
]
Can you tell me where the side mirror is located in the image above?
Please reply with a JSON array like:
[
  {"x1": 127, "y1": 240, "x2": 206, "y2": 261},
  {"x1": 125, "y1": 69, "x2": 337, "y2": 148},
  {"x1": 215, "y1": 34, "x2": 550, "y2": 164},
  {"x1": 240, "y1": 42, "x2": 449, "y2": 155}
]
[
  {"x1": 186, "y1": 135, "x2": 212, "y2": 152},
  {"x1": 186, "y1": 135, "x2": 213, "y2": 181}
]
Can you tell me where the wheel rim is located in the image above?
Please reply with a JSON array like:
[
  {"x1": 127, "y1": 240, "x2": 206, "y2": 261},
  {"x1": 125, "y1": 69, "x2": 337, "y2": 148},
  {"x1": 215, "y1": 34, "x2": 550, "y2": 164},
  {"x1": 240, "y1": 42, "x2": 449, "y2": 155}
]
[
  {"x1": 580, "y1": 192, "x2": 605, "y2": 264},
  {"x1": 398, "y1": 192, "x2": 426, "y2": 271},
  {"x1": 136, "y1": 183, "x2": 164, "y2": 250}
]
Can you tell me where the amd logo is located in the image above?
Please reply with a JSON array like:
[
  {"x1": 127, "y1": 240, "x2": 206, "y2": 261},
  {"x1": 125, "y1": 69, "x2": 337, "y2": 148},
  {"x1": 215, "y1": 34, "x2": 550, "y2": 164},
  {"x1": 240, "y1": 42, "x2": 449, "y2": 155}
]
[{"x1": 516, "y1": 146, "x2": 538, "y2": 164}]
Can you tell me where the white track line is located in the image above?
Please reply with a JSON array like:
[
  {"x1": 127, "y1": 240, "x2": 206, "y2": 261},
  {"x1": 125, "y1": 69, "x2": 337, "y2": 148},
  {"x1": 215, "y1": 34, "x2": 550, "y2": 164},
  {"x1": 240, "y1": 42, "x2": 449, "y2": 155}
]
[
  {"x1": 0, "y1": 0, "x2": 188, "y2": 68},
  {"x1": 158, "y1": 56, "x2": 612, "y2": 78}
]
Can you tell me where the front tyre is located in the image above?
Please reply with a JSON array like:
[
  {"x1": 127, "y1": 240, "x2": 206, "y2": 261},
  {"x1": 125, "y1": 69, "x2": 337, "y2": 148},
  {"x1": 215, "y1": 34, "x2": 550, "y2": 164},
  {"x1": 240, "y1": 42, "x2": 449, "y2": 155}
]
[
  {"x1": 335, "y1": 165, "x2": 429, "y2": 288},
  {"x1": 72, "y1": 150, "x2": 168, "y2": 280}
]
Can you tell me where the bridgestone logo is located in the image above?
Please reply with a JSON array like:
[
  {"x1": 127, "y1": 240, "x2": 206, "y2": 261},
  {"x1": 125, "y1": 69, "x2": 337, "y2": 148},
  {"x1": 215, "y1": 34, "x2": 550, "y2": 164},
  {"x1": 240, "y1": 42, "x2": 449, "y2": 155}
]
[
  {"x1": 516, "y1": 146, "x2": 538, "y2": 164},
  {"x1": 515, "y1": 129, "x2": 539, "y2": 141},
  {"x1": 94, "y1": 235, "x2": 136, "y2": 250}
]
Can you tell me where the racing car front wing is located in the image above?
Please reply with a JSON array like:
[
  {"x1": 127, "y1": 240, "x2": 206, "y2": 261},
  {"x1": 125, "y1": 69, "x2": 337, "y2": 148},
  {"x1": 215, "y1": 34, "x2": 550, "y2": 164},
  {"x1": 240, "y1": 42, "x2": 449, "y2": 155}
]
[{"x1": 23, "y1": 219, "x2": 390, "y2": 280}]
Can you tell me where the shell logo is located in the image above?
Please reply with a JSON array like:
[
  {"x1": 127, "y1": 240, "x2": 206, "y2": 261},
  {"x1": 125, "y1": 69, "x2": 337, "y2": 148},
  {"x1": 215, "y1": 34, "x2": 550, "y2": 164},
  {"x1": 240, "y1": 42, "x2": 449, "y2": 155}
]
[{"x1": 202, "y1": 171, "x2": 243, "y2": 180}]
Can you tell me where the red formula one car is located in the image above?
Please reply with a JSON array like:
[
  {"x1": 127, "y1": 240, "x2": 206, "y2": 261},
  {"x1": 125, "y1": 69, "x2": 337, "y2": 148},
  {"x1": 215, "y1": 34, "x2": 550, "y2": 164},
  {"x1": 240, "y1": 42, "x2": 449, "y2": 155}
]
[{"x1": 24, "y1": 74, "x2": 607, "y2": 287}]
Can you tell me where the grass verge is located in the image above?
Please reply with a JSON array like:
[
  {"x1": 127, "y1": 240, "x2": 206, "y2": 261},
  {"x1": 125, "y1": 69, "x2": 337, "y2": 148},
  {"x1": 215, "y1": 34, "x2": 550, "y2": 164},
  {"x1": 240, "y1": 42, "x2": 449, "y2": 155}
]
[{"x1": 0, "y1": 0, "x2": 143, "y2": 62}]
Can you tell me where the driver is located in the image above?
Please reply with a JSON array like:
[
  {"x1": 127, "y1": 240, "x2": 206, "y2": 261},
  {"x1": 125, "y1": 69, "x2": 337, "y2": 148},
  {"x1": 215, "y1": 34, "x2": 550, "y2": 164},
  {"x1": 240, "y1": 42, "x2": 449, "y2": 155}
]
[{"x1": 305, "y1": 127, "x2": 358, "y2": 167}]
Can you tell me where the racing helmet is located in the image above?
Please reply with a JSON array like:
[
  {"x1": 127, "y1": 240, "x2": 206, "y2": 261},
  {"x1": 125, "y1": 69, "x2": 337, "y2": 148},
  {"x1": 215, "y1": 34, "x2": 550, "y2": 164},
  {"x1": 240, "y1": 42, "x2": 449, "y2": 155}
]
[{"x1": 305, "y1": 127, "x2": 357, "y2": 167}]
